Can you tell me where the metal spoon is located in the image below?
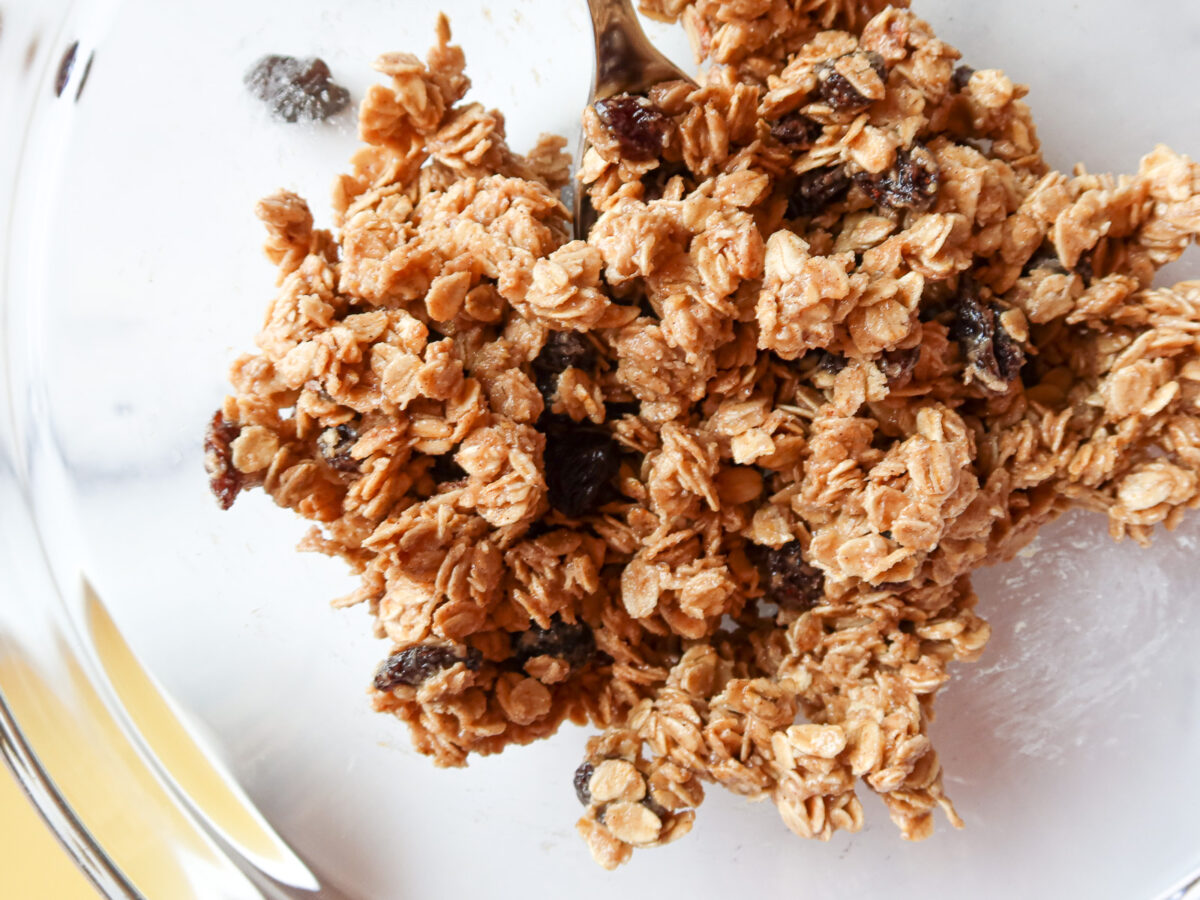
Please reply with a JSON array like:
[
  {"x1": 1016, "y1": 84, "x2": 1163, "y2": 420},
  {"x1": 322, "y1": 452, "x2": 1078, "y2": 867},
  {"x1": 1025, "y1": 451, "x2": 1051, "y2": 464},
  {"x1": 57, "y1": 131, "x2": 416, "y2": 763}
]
[{"x1": 573, "y1": 0, "x2": 696, "y2": 240}]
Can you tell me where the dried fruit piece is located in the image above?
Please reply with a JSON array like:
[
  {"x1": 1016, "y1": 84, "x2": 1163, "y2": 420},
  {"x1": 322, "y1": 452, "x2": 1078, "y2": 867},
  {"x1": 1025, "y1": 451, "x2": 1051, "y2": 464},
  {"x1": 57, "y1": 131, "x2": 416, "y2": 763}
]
[
  {"x1": 788, "y1": 166, "x2": 851, "y2": 217},
  {"x1": 641, "y1": 795, "x2": 670, "y2": 820},
  {"x1": 815, "y1": 51, "x2": 887, "y2": 111},
  {"x1": 1074, "y1": 251, "x2": 1096, "y2": 283},
  {"x1": 512, "y1": 615, "x2": 597, "y2": 668},
  {"x1": 594, "y1": 94, "x2": 672, "y2": 162},
  {"x1": 532, "y1": 331, "x2": 597, "y2": 405},
  {"x1": 816, "y1": 349, "x2": 848, "y2": 374},
  {"x1": 204, "y1": 411, "x2": 245, "y2": 510},
  {"x1": 879, "y1": 347, "x2": 920, "y2": 389},
  {"x1": 543, "y1": 422, "x2": 620, "y2": 517},
  {"x1": 950, "y1": 282, "x2": 1025, "y2": 392},
  {"x1": 951, "y1": 65, "x2": 975, "y2": 93},
  {"x1": 244, "y1": 54, "x2": 351, "y2": 123},
  {"x1": 574, "y1": 761, "x2": 596, "y2": 805},
  {"x1": 752, "y1": 541, "x2": 825, "y2": 611},
  {"x1": 769, "y1": 112, "x2": 823, "y2": 149},
  {"x1": 1023, "y1": 243, "x2": 1068, "y2": 276},
  {"x1": 855, "y1": 144, "x2": 940, "y2": 211},
  {"x1": 317, "y1": 424, "x2": 360, "y2": 473},
  {"x1": 373, "y1": 645, "x2": 481, "y2": 690}
]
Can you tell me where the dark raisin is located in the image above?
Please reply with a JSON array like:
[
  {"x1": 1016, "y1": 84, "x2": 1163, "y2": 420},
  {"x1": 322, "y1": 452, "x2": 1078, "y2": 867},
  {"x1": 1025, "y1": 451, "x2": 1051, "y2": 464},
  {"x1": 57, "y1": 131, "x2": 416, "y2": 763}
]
[
  {"x1": 642, "y1": 795, "x2": 670, "y2": 818},
  {"x1": 950, "y1": 280, "x2": 1026, "y2": 391},
  {"x1": 317, "y1": 423, "x2": 359, "y2": 473},
  {"x1": 951, "y1": 65, "x2": 976, "y2": 93},
  {"x1": 204, "y1": 411, "x2": 244, "y2": 510},
  {"x1": 992, "y1": 324, "x2": 1025, "y2": 382},
  {"x1": 1074, "y1": 251, "x2": 1095, "y2": 284},
  {"x1": 511, "y1": 615, "x2": 597, "y2": 668},
  {"x1": 574, "y1": 761, "x2": 595, "y2": 805},
  {"x1": 769, "y1": 112, "x2": 823, "y2": 149},
  {"x1": 855, "y1": 144, "x2": 940, "y2": 211},
  {"x1": 54, "y1": 41, "x2": 77, "y2": 97},
  {"x1": 751, "y1": 542, "x2": 825, "y2": 611},
  {"x1": 543, "y1": 423, "x2": 620, "y2": 517},
  {"x1": 788, "y1": 166, "x2": 851, "y2": 217},
  {"x1": 816, "y1": 349, "x2": 847, "y2": 374},
  {"x1": 879, "y1": 347, "x2": 920, "y2": 389},
  {"x1": 1022, "y1": 243, "x2": 1068, "y2": 276},
  {"x1": 430, "y1": 451, "x2": 466, "y2": 484},
  {"x1": 373, "y1": 645, "x2": 481, "y2": 690},
  {"x1": 815, "y1": 51, "x2": 887, "y2": 112},
  {"x1": 244, "y1": 54, "x2": 351, "y2": 123},
  {"x1": 594, "y1": 94, "x2": 672, "y2": 162},
  {"x1": 532, "y1": 332, "x2": 596, "y2": 405}
]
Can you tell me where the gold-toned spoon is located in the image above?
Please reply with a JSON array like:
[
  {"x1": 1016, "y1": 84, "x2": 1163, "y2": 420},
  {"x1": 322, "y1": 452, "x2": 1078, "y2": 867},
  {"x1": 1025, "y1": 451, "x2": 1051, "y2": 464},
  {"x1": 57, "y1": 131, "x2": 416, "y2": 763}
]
[{"x1": 573, "y1": 0, "x2": 696, "y2": 240}]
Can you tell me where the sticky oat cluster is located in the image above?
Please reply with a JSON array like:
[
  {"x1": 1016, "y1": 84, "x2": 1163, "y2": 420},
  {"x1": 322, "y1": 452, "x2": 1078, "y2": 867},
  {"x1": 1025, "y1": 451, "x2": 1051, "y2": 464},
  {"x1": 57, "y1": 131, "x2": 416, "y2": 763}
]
[{"x1": 206, "y1": 1, "x2": 1200, "y2": 868}]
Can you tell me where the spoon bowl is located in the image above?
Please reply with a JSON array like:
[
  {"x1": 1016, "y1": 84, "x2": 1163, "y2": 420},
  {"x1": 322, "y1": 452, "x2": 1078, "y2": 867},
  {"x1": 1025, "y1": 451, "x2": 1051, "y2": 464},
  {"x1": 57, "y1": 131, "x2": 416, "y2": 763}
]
[{"x1": 573, "y1": 0, "x2": 696, "y2": 239}]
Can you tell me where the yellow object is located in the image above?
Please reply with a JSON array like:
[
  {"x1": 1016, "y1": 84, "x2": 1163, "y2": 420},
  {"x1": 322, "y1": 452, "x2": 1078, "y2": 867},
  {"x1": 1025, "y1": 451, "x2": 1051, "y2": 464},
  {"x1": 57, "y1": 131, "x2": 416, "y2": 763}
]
[
  {"x1": 0, "y1": 763, "x2": 97, "y2": 899},
  {"x1": 0, "y1": 581, "x2": 316, "y2": 899}
]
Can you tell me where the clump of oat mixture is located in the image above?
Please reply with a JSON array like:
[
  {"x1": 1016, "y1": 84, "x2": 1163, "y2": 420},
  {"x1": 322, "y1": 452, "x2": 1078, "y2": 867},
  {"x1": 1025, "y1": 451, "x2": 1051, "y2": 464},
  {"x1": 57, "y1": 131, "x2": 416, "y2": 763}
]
[{"x1": 206, "y1": 3, "x2": 1200, "y2": 868}]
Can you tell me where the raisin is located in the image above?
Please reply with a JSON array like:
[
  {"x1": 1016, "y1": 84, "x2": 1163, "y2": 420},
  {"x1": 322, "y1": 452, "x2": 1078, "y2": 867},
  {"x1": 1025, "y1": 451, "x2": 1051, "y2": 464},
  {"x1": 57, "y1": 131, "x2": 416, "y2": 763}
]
[
  {"x1": 532, "y1": 332, "x2": 596, "y2": 405},
  {"x1": 642, "y1": 795, "x2": 669, "y2": 818},
  {"x1": 594, "y1": 94, "x2": 672, "y2": 162},
  {"x1": 855, "y1": 144, "x2": 940, "y2": 212},
  {"x1": 815, "y1": 51, "x2": 887, "y2": 112},
  {"x1": 879, "y1": 347, "x2": 920, "y2": 389},
  {"x1": 55, "y1": 41, "x2": 78, "y2": 98},
  {"x1": 373, "y1": 645, "x2": 481, "y2": 690},
  {"x1": 1026, "y1": 244, "x2": 1094, "y2": 282},
  {"x1": 951, "y1": 65, "x2": 976, "y2": 93},
  {"x1": 244, "y1": 54, "x2": 351, "y2": 123},
  {"x1": 511, "y1": 615, "x2": 596, "y2": 668},
  {"x1": 574, "y1": 761, "x2": 595, "y2": 805},
  {"x1": 751, "y1": 542, "x2": 825, "y2": 611},
  {"x1": 317, "y1": 423, "x2": 360, "y2": 473},
  {"x1": 204, "y1": 411, "x2": 244, "y2": 510},
  {"x1": 769, "y1": 112, "x2": 823, "y2": 149},
  {"x1": 543, "y1": 422, "x2": 620, "y2": 517},
  {"x1": 950, "y1": 280, "x2": 1026, "y2": 391},
  {"x1": 1022, "y1": 243, "x2": 1068, "y2": 276},
  {"x1": 1074, "y1": 251, "x2": 1095, "y2": 284},
  {"x1": 430, "y1": 451, "x2": 466, "y2": 484},
  {"x1": 788, "y1": 166, "x2": 851, "y2": 217},
  {"x1": 815, "y1": 349, "x2": 848, "y2": 374}
]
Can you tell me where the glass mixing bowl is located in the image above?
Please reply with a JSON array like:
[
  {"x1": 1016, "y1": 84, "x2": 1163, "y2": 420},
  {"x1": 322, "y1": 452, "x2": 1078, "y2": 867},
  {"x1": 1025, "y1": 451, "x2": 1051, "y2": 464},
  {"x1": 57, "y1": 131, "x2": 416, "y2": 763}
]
[{"x1": 2, "y1": 1, "x2": 1199, "y2": 897}]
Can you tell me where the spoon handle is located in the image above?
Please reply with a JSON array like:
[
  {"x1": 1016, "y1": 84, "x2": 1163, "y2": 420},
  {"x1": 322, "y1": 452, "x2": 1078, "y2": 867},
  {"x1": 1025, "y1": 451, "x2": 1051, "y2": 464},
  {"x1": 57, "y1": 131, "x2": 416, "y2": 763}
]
[{"x1": 585, "y1": 0, "x2": 687, "y2": 100}]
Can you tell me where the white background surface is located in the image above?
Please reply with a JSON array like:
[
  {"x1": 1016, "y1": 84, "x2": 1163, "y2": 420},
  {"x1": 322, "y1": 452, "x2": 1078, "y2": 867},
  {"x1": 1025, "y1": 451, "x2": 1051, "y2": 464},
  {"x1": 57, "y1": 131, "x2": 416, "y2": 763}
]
[{"x1": 20, "y1": 0, "x2": 1200, "y2": 896}]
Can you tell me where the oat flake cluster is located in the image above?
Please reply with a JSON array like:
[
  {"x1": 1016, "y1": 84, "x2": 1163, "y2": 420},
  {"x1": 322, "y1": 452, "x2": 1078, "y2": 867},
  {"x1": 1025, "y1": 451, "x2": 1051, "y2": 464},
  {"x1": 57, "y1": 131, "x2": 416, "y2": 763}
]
[{"x1": 206, "y1": 2, "x2": 1200, "y2": 868}]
